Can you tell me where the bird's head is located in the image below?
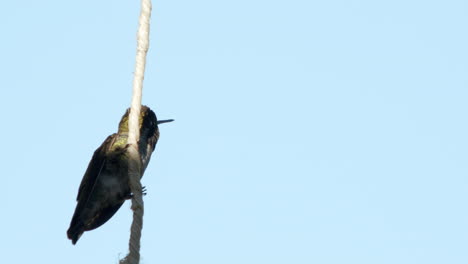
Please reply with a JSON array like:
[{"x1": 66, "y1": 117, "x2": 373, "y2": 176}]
[{"x1": 118, "y1": 105, "x2": 173, "y2": 134}]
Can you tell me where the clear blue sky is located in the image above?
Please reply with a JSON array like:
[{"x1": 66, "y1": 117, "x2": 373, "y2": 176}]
[{"x1": 1, "y1": 0, "x2": 467, "y2": 263}]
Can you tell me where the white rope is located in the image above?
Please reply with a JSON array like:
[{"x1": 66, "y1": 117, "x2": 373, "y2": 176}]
[{"x1": 120, "y1": 0, "x2": 152, "y2": 263}]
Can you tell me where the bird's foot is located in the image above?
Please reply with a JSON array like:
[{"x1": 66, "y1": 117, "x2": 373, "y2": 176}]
[{"x1": 125, "y1": 186, "x2": 147, "y2": 200}]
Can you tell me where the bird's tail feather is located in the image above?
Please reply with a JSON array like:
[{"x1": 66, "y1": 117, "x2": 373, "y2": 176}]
[{"x1": 67, "y1": 221, "x2": 84, "y2": 245}]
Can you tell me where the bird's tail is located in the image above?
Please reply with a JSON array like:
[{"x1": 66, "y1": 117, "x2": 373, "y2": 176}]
[{"x1": 67, "y1": 220, "x2": 84, "y2": 245}]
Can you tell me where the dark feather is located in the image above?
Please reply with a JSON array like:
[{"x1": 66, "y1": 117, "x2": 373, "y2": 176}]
[{"x1": 67, "y1": 134, "x2": 129, "y2": 244}]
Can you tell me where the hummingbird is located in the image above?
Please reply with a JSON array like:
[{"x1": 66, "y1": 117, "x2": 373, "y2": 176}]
[{"x1": 67, "y1": 105, "x2": 173, "y2": 245}]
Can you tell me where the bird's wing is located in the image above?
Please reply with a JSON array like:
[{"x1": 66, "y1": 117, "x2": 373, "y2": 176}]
[{"x1": 76, "y1": 134, "x2": 116, "y2": 201}]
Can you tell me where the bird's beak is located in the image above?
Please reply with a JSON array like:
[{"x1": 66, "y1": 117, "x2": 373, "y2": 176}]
[{"x1": 157, "y1": 119, "x2": 174, "y2": 125}]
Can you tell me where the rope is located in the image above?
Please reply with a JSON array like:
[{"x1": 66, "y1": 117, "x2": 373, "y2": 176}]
[{"x1": 120, "y1": 0, "x2": 152, "y2": 263}]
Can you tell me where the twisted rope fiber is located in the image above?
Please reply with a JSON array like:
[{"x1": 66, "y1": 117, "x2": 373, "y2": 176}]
[{"x1": 120, "y1": 0, "x2": 152, "y2": 263}]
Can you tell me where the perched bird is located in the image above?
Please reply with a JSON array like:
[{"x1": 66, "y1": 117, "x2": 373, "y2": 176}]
[{"x1": 67, "y1": 105, "x2": 173, "y2": 244}]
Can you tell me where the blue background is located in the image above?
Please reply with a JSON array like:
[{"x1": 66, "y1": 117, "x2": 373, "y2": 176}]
[{"x1": 1, "y1": 0, "x2": 467, "y2": 263}]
